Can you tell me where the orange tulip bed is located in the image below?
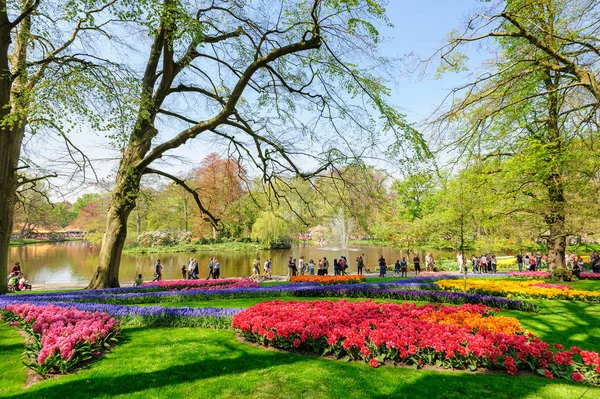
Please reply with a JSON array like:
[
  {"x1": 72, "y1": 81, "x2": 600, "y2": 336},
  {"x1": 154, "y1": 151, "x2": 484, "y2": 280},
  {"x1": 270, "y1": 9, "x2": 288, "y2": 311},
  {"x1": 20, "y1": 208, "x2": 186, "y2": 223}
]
[{"x1": 290, "y1": 275, "x2": 366, "y2": 285}]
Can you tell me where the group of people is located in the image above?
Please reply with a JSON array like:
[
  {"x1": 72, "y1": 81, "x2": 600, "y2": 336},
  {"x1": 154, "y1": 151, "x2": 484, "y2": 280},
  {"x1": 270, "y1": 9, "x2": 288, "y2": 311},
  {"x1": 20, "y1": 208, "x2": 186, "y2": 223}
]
[
  {"x1": 516, "y1": 252, "x2": 542, "y2": 272},
  {"x1": 250, "y1": 257, "x2": 273, "y2": 282},
  {"x1": 281, "y1": 254, "x2": 365, "y2": 281},
  {"x1": 6, "y1": 262, "x2": 31, "y2": 292},
  {"x1": 182, "y1": 258, "x2": 200, "y2": 280},
  {"x1": 150, "y1": 257, "x2": 222, "y2": 283},
  {"x1": 456, "y1": 253, "x2": 498, "y2": 274},
  {"x1": 285, "y1": 255, "x2": 319, "y2": 280}
]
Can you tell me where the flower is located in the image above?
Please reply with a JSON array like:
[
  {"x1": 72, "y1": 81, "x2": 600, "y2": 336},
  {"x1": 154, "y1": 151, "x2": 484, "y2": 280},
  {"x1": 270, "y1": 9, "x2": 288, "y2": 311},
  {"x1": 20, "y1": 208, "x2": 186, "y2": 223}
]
[
  {"x1": 571, "y1": 371, "x2": 584, "y2": 382},
  {"x1": 369, "y1": 358, "x2": 379, "y2": 368},
  {"x1": 232, "y1": 299, "x2": 600, "y2": 383}
]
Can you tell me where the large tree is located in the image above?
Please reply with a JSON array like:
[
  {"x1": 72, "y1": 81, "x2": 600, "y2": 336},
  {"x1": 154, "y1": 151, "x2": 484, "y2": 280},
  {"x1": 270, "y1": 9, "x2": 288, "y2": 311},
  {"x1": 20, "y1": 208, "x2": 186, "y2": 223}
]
[
  {"x1": 0, "y1": 0, "x2": 123, "y2": 293},
  {"x1": 87, "y1": 0, "x2": 427, "y2": 288},
  {"x1": 433, "y1": 0, "x2": 600, "y2": 274}
]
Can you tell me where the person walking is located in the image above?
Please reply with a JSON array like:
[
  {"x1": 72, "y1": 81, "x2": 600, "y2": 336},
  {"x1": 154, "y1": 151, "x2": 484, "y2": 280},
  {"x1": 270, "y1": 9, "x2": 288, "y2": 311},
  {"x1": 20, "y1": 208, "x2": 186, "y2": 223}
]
[
  {"x1": 378, "y1": 255, "x2": 386, "y2": 277},
  {"x1": 308, "y1": 258, "x2": 315, "y2": 275},
  {"x1": 491, "y1": 255, "x2": 497, "y2": 274},
  {"x1": 357, "y1": 256, "x2": 364, "y2": 275},
  {"x1": 206, "y1": 257, "x2": 215, "y2": 279},
  {"x1": 516, "y1": 252, "x2": 523, "y2": 272},
  {"x1": 181, "y1": 264, "x2": 187, "y2": 280},
  {"x1": 287, "y1": 256, "x2": 295, "y2": 281},
  {"x1": 187, "y1": 258, "x2": 195, "y2": 279},
  {"x1": 298, "y1": 256, "x2": 305, "y2": 275},
  {"x1": 251, "y1": 257, "x2": 261, "y2": 282},
  {"x1": 213, "y1": 259, "x2": 220, "y2": 279},
  {"x1": 413, "y1": 255, "x2": 421, "y2": 275},
  {"x1": 394, "y1": 259, "x2": 400, "y2": 277},
  {"x1": 425, "y1": 253, "x2": 434, "y2": 272},
  {"x1": 152, "y1": 259, "x2": 162, "y2": 282},
  {"x1": 333, "y1": 258, "x2": 339, "y2": 276},
  {"x1": 193, "y1": 259, "x2": 199, "y2": 279},
  {"x1": 400, "y1": 257, "x2": 408, "y2": 277},
  {"x1": 457, "y1": 253, "x2": 464, "y2": 273},
  {"x1": 323, "y1": 257, "x2": 329, "y2": 275}
]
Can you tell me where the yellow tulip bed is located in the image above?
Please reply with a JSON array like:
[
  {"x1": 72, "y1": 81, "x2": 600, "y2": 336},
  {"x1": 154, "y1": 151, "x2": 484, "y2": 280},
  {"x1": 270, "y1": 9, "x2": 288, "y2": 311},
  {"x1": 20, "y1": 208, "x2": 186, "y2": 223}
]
[{"x1": 435, "y1": 279, "x2": 600, "y2": 302}]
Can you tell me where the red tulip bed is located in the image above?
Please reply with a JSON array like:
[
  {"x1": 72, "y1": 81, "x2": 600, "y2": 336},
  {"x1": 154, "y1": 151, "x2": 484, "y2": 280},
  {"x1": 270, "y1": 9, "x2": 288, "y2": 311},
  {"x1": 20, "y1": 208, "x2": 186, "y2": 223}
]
[
  {"x1": 233, "y1": 300, "x2": 600, "y2": 384},
  {"x1": 0, "y1": 303, "x2": 120, "y2": 375}
]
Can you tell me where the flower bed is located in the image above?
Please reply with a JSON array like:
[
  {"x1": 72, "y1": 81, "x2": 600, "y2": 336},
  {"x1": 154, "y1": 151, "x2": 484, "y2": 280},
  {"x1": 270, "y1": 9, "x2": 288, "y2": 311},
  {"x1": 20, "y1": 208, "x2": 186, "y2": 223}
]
[
  {"x1": 4, "y1": 278, "x2": 534, "y2": 311},
  {"x1": 0, "y1": 303, "x2": 119, "y2": 375},
  {"x1": 436, "y1": 279, "x2": 600, "y2": 301},
  {"x1": 508, "y1": 271, "x2": 548, "y2": 279},
  {"x1": 530, "y1": 282, "x2": 572, "y2": 290},
  {"x1": 233, "y1": 300, "x2": 600, "y2": 383},
  {"x1": 508, "y1": 271, "x2": 600, "y2": 281},
  {"x1": 290, "y1": 275, "x2": 365, "y2": 285},
  {"x1": 142, "y1": 278, "x2": 259, "y2": 290}
]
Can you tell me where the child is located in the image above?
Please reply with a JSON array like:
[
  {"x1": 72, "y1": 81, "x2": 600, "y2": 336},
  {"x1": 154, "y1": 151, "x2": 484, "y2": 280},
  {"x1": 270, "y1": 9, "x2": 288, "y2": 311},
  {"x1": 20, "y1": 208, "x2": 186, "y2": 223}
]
[
  {"x1": 181, "y1": 265, "x2": 187, "y2": 280},
  {"x1": 8, "y1": 274, "x2": 19, "y2": 292},
  {"x1": 400, "y1": 257, "x2": 408, "y2": 277},
  {"x1": 134, "y1": 274, "x2": 143, "y2": 286},
  {"x1": 18, "y1": 274, "x2": 31, "y2": 291}
]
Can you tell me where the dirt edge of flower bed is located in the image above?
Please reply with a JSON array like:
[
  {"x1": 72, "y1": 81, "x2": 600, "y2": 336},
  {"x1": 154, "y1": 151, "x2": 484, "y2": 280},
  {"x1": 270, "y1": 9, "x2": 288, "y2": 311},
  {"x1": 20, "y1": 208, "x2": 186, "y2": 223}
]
[{"x1": 234, "y1": 334, "x2": 539, "y2": 378}]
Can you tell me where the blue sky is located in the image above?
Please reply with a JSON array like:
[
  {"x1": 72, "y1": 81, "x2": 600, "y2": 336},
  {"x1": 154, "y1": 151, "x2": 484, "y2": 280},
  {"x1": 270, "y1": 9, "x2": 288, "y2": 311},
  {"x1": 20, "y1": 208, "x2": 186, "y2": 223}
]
[{"x1": 52, "y1": 0, "x2": 490, "y2": 200}]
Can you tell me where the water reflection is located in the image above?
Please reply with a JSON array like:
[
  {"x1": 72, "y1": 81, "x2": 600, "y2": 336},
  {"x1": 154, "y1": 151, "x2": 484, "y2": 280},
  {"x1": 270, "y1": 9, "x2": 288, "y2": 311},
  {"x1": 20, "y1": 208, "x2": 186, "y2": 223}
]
[{"x1": 8, "y1": 241, "x2": 510, "y2": 284}]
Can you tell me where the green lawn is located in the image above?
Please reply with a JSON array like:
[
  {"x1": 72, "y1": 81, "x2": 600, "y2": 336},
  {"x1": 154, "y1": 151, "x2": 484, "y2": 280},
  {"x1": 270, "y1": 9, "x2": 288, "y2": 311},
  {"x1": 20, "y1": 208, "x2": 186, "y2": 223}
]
[
  {"x1": 3, "y1": 279, "x2": 600, "y2": 398},
  {"x1": 1, "y1": 323, "x2": 597, "y2": 399}
]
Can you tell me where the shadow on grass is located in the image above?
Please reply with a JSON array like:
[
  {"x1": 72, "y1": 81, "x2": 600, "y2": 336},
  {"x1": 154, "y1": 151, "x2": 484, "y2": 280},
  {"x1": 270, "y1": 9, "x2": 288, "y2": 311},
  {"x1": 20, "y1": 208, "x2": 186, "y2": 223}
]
[
  {"x1": 5, "y1": 329, "x2": 303, "y2": 399},
  {"x1": 504, "y1": 299, "x2": 600, "y2": 353},
  {"x1": 0, "y1": 343, "x2": 24, "y2": 352},
  {"x1": 5, "y1": 325, "x2": 599, "y2": 399}
]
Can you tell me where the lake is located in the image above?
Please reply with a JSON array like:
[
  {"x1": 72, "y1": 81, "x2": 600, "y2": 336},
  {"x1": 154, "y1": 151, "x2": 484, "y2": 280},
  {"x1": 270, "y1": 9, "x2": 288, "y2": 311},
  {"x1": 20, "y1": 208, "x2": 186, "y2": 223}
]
[{"x1": 8, "y1": 241, "x2": 512, "y2": 284}]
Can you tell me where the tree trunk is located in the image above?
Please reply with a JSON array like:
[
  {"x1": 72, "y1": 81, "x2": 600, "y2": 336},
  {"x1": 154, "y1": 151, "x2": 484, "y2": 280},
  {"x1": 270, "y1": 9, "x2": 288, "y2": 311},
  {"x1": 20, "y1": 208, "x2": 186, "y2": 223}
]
[
  {"x1": 87, "y1": 132, "x2": 153, "y2": 289},
  {"x1": 544, "y1": 71, "x2": 567, "y2": 275},
  {"x1": 0, "y1": 11, "x2": 29, "y2": 293}
]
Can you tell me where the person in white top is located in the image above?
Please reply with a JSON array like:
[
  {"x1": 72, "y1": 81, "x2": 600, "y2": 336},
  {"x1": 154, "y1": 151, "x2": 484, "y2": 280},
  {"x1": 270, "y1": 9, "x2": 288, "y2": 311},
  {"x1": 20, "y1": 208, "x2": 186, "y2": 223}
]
[{"x1": 457, "y1": 253, "x2": 464, "y2": 273}]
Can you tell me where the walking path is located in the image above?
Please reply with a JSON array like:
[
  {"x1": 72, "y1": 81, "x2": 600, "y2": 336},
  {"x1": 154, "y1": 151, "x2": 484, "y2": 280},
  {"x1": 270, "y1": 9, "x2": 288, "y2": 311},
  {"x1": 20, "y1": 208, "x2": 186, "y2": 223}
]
[{"x1": 23, "y1": 270, "x2": 488, "y2": 292}]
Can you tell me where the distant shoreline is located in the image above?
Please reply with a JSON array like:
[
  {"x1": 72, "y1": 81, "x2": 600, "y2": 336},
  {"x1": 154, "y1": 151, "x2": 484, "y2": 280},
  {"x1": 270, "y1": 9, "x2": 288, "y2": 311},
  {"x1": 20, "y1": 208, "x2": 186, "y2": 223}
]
[{"x1": 9, "y1": 238, "x2": 84, "y2": 247}]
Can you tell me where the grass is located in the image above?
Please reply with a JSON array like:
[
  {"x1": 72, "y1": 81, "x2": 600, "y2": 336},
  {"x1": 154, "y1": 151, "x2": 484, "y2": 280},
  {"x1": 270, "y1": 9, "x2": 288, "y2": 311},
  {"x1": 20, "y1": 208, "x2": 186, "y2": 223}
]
[
  {"x1": 1, "y1": 324, "x2": 597, "y2": 399},
  {"x1": 123, "y1": 241, "x2": 266, "y2": 254},
  {"x1": 3, "y1": 278, "x2": 600, "y2": 398}
]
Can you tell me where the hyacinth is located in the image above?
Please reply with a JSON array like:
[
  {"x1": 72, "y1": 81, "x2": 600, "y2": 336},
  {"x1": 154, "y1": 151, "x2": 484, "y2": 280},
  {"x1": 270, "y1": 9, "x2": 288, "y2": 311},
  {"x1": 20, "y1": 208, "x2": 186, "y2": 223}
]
[
  {"x1": 2, "y1": 303, "x2": 119, "y2": 369},
  {"x1": 233, "y1": 300, "x2": 600, "y2": 383},
  {"x1": 1, "y1": 276, "x2": 535, "y2": 311}
]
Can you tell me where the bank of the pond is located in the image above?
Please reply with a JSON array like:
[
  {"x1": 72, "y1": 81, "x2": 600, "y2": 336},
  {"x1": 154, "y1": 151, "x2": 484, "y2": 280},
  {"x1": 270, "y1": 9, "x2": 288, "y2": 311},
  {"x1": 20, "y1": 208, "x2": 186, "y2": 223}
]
[
  {"x1": 123, "y1": 241, "x2": 268, "y2": 254},
  {"x1": 9, "y1": 238, "x2": 83, "y2": 246}
]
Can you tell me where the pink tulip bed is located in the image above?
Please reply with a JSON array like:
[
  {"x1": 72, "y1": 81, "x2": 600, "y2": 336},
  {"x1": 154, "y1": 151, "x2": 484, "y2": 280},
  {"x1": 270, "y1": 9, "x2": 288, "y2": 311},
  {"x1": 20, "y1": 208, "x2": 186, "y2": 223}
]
[
  {"x1": 0, "y1": 303, "x2": 120, "y2": 375},
  {"x1": 142, "y1": 278, "x2": 260, "y2": 291},
  {"x1": 509, "y1": 271, "x2": 600, "y2": 280},
  {"x1": 233, "y1": 300, "x2": 600, "y2": 384}
]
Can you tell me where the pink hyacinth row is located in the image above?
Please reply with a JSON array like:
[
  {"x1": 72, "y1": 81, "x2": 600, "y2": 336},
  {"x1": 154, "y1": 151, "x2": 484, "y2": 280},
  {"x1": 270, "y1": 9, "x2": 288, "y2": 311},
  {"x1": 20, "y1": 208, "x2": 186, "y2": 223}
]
[{"x1": 3, "y1": 303, "x2": 118, "y2": 365}]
